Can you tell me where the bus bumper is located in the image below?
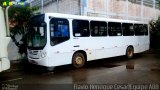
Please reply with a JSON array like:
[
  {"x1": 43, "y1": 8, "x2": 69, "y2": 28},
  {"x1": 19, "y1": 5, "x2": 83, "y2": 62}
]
[
  {"x1": 0, "y1": 58, "x2": 10, "y2": 72},
  {"x1": 28, "y1": 58, "x2": 49, "y2": 67}
]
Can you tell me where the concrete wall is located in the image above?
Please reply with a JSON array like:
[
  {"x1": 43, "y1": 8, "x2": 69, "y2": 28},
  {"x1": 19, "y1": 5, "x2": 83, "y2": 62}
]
[
  {"x1": 86, "y1": 0, "x2": 160, "y2": 22},
  {"x1": 30, "y1": 0, "x2": 160, "y2": 22},
  {"x1": 43, "y1": 0, "x2": 81, "y2": 15},
  {"x1": 7, "y1": 34, "x2": 23, "y2": 61}
]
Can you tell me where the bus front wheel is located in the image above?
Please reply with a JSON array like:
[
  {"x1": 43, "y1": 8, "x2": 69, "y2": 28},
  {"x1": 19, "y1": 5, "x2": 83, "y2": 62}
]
[
  {"x1": 126, "y1": 46, "x2": 134, "y2": 59},
  {"x1": 72, "y1": 53, "x2": 85, "y2": 68}
]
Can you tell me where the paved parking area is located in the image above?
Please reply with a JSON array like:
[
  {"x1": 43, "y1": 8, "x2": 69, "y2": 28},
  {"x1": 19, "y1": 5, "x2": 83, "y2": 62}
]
[{"x1": 0, "y1": 50, "x2": 160, "y2": 90}]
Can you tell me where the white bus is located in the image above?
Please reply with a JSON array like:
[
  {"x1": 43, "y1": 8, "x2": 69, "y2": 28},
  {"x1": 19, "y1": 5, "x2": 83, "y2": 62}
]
[
  {"x1": 0, "y1": 7, "x2": 10, "y2": 72},
  {"x1": 27, "y1": 13, "x2": 149, "y2": 69}
]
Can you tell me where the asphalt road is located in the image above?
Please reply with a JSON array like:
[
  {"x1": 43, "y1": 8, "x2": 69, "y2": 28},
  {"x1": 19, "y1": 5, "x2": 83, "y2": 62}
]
[{"x1": 0, "y1": 50, "x2": 160, "y2": 90}]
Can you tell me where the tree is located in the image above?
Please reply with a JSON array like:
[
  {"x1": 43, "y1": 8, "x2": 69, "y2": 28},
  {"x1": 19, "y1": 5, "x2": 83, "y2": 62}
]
[
  {"x1": 150, "y1": 17, "x2": 160, "y2": 48},
  {"x1": 8, "y1": 4, "x2": 38, "y2": 57}
]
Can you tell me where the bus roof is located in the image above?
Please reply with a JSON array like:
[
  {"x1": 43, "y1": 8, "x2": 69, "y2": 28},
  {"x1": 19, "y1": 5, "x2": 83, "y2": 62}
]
[{"x1": 45, "y1": 13, "x2": 147, "y2": 24}]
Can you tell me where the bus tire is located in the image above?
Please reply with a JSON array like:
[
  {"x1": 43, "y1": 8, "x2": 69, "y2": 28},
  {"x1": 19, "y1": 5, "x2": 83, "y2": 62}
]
[
  {"x1": 72, "y1": 53, "x2": 85, "y2": 68},
  {"x1": 126, "y1": 46, "x2": 134, "y2": 59}
]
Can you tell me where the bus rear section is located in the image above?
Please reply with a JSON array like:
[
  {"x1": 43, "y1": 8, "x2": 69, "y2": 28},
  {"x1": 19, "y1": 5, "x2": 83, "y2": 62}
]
[
  {"x1": 0, "y1": 6, "x2": 10, "y2": 72},
  {"x1": 0, "y1": 40, "x2": 11, "y2": 72}
]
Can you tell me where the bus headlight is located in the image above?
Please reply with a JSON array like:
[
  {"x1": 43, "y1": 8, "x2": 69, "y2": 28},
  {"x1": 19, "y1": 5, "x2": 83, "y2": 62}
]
[{"x1": 41, "y1": 52, "x2": 46, "y2": 58}]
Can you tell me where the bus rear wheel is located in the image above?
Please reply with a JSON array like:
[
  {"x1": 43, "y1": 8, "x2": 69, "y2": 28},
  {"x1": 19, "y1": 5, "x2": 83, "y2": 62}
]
[
  {"x1": 126, "y1": 46, "x2": 134, "y2": 59},
  {"x1": 72, "y1": 53, "x2": 85, "y2": 68}
]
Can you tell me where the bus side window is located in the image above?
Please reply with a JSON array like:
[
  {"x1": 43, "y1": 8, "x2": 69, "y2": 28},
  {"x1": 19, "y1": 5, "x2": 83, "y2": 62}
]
[
  {"x1": 108, "y1": 22, "x2": 122, "y2": 36},
  {"x1": 50, "y1": 18, "x2": 70, "y2": 46},
  {"x1": 143, "y1": 24, "x2": 148, "y2": 35},
  {"x1": 122, "y1": 23, "x2": 134, "y2": 36},
  {"x1": 58, "y1": 25, "x2": 69, "y2": 37},
  {"x1": 90, "y1": 21, "x2": 107, "y2": 37},
  {"x1": 72, "y1": 20, "x2": 90, "y2": 37},
  {"x1": 134, "y1": 24, "x2": 144, "y2": 36}
]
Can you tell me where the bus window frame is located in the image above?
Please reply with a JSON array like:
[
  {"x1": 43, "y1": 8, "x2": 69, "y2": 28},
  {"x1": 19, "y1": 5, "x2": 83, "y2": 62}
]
[
  {"x1": 108, "y1": 22, "x2": 122, "y2": 36},
  {"x1": 90, "y1": 20, "x2": 107, "y2": 37},
  {"x1": 122, "y1": 23, "x2": 134, "y2": 36},
  {"x1": 72, "y1": 19, "x2": 90, "y2": 37},
  {"x1": 134, "y1": 24, "x2": 145, "y2": 36},
  {"x1": 50, "y1": 18, "x2": 70, "y2": 46},
  {"x1": 143, "y1": 24, "x2": 148, "y2": 36}
]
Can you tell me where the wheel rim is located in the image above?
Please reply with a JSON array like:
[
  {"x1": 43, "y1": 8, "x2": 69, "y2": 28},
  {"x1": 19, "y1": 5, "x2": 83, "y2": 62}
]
[
  {"x1": 128, "y1": 48, "x2": 133, "y2": 57},
  {"x1": 75, "y1": 56, "x2": 83, "y2": 65}
]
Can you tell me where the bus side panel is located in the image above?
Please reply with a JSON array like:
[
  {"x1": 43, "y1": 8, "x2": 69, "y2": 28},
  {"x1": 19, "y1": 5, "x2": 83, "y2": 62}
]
[
  {"x1": 48, "y1": 52, "x2": 73, "y2": 67},
  {"x1": 71, "y1": 37, "x2": 128, "y2": 61},
  {"x1": 1, "y1": 58, "x2": 10, "y2": 71},
  {"x1": 47, "y1": 40, "x2": 74, "y2": 67},
  {"x1": 0, "y1": 37, "x2": 11, "y2": 72},
  {"x1": 46, "y1": 35, "x2": 150, "y2": 67},
  {"x1": 86, "y1": 37, "x2": 126, "y2": 60},
  {"x1": 134, "y1": 36, "x2": 149, "y2": 53}
]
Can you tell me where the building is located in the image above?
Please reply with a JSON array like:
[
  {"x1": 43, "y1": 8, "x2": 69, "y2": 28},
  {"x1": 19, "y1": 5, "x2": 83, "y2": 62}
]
[{"x1": 29, "y1": 0, "x2": 160, "y2": 22}]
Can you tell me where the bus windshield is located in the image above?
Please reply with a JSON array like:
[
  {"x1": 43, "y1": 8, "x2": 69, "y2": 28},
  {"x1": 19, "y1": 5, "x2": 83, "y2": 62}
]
[{"x1": 27, "y1": 15, "x2": 47, "y2": 49}]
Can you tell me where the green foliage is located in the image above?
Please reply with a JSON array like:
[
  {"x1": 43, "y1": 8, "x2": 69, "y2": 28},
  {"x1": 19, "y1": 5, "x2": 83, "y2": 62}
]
[
  {"x1": 8, "y1": 4, "x2": 38, "y2": 55},
  {"x1": 150, "y1": 17, "x2": 160, "y2": 48},
  {"x1": 150, "y1": 17, "x2": 160, "y2": 37},
  {"x1": 9, "y1": 4, "x2": 38, "y2": 31}
]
